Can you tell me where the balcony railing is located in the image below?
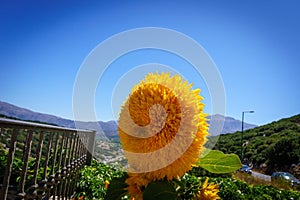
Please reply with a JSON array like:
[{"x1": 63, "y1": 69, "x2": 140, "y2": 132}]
[{"x1": 0, "y1": 118, "x2": 96, "y2": 200}]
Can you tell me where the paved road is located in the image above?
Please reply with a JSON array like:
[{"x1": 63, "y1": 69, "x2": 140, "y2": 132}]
[{"x1": 252, "y1": 171, "x2": 271, "y2": 182}]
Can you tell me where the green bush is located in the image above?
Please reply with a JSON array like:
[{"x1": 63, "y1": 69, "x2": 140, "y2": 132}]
[
  {"x1": 209, "y1": 177, "x2": 300, "y2": 200},
  {"x1": 74, "y1": 160, "x2": 300, "y2": 200},
  {"x1": 73, "y1": 160, "x2": 124, "y2": 199}
]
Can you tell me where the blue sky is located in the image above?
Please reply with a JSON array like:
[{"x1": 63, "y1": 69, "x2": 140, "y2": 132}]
[{"x1": 1, "y1": 0, "x2": 299, "y2": 126}]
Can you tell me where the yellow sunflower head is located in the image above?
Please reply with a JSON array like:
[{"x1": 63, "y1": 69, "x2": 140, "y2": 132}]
[
  {"x1": 104, "y1": 180, "x2": 110, "y2": 189},
  {"x1": 118, "y1": 72, "x2": 208, "y2": 196},
  {"x1": 195, "y1": 177, "x2": 220, "y2": 200}
]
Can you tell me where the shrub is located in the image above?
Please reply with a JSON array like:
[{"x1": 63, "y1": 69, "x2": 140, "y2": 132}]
[
  {"x1": 73, "y1": 160, "x2": 300, "y2": 200},
  {"x1": 73, "y1": 160, "x2": 124, "y2": 200}
]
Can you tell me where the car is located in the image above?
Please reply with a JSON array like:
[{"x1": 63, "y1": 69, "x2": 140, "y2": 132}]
[
  {"x1": 271, "y1": 172, "x2": 300, "y2": 189},
  {"x1": 239, "y1": 165, "x2": 252, "y2": 174}
]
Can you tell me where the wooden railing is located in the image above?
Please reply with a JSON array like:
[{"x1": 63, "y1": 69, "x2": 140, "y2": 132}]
[{"x1": 0, "y1": 118, "x2": 96, "y2": 200}]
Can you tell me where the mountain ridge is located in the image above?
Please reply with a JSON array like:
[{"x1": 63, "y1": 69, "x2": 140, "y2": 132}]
[{"x1": 0, "y1": 101, "x2": 257, "y2": 138}]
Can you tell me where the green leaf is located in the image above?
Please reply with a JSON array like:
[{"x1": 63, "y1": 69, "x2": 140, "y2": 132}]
[
  {"x1": 143, "y1": 180, "x2": 177, "y2": 200},
  {"x1": 105, "y1": 173, "x2": 128, "y2": 200},
  {"x1": 197, "y1": 150, "x2": 242, "y2": 173}
]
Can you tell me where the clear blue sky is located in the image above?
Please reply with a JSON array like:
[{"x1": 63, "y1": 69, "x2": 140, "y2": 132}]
[{"x1": 1, "y1": 0, "x2": 299, "y2": 126}]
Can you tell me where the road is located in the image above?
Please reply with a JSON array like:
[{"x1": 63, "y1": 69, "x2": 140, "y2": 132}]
[{"x1": 251, "y1": 171, "x2": 271, "y2": 182}]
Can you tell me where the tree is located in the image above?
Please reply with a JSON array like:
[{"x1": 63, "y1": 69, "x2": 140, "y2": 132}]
[{"x1": 267, "y1": 137, "x2": 300, "y2": 168}]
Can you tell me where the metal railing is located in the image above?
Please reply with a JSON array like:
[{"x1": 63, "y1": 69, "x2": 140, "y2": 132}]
[{"x1": 0, "y1": 118, "x2": 96, "y2": 200}]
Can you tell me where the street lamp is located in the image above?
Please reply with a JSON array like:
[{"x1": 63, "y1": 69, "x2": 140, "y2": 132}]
[{"x1": 240, "y1": 110, "x2": 254, "y2": 161}]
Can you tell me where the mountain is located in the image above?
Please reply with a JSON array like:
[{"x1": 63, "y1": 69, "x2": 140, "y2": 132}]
[
  {"x1": 0, "y1": 101, "x2": 256, "y2": 138},
  {"x1": 0, "y1": 101, "x2": 75, "y2": 128},
  {"x1": 208, "y1": 114, "x2": 257, "y2": 135},
  {"x1": 0, "y1": 101, "x2": 121, "y2": 139}
]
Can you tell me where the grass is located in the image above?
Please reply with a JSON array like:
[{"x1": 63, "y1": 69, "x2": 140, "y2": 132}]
[
  {"x1": 233, "y1": 171, "x2": 299, "y2": 192},
  {"x1": 233, "y1": 171, "x2": 271, "y2": 186}
]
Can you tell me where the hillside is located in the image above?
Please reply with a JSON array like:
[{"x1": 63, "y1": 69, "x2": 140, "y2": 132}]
[
  {"x1": 0, "y1": 101, "x2": 113, "y2": 139},
  {"x1": 212, "y1": 114, "x2": 300, "y2": 177}
]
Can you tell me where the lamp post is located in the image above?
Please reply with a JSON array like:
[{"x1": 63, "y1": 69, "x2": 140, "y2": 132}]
[{"x1": 240, "y1": 110, "x2": 254, "y2": 161}]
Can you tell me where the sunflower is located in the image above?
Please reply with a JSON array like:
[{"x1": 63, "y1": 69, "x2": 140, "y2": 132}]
[
  {"x1": 118, "y1": 72, "x2": 208, "y2": 198},
  {"x1": 104, "y1": 180, "x2": 110, "y2": 189},
  {"x1": 195, "y1": 177, "x2": 220, "y2": 200}
]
